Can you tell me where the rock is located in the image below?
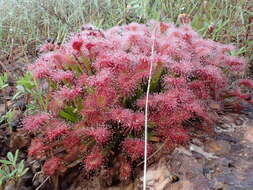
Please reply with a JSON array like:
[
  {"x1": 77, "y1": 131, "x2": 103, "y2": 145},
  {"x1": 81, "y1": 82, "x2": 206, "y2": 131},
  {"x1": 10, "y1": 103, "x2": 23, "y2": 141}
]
[
  {"x1": 4, "y1": 184, "x2": 15, "y2": 190},
  {"x1": 235, "y1": 118, "x2": 244, "y2": 126},
  {"x1": 222, "y1": 115, "x2": 236, "y2": 124},
  {"x1": 0, "y1": 104, "x2": 5, "y2": 114},
  {"x1": 170, "y1": 180, "x2": 193, "y2": 190},
  {"x1": 191, "y1": 138, "x2": 203, "y2": 147},
  {"x1": 174, "y1": 146, "x2": 192, "y2": 156},
  {"x1": 209, "y1": 102, "x2": 222, "y2": 110},
  {"x1": 215, "y1": 133, "x2": 239, "y2": 143},
  {"x1": 244, "y1": 127, "x2": 253, "y2": 143},
  {"x1": 190, "y1": 144, "x2": 218, "y2": 159},
  {"x1": 140, "y1": 158, "x2": 172, "y2": 190},
  {"x1": 168, "y1": 150, "x2": 210, "y2": 190},
  {"x1": 204, "y1": 140, "x2": 231, "y2": 155}
]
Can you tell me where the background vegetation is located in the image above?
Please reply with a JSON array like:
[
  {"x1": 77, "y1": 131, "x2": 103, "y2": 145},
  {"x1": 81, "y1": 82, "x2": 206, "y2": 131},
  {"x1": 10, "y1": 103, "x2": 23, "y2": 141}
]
[{"x1": 0, "y1": 0, "x2": 252, "y2": 66}]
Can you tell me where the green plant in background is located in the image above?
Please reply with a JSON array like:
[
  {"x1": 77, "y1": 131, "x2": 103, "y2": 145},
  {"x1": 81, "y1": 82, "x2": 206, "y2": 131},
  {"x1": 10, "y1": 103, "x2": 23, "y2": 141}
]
[
  {"x1": 0, "y1": 73, "x2": 8, "y2": 90},
  {"x1": 0, "y1": 72, "x2": 12, "y2": 132},
  {"x1": 13, "y1": 72, "x2": 36, "y2": 100},
  {"x1": 0, "y1": 150, "x2": 29, "y2": 187},
  {"x1": 5, "y1": 110, "x2": 14, "y2": 125},
  {"x1": 13, "y1": 72, "x2": 47, "y2": 111},
  {"x1": 0, "y1": 109, "x2": 14, "y2": 133}
]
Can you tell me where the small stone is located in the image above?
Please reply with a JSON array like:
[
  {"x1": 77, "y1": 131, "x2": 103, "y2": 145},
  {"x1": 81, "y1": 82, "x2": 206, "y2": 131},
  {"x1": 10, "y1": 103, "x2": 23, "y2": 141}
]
[
  {"x1": 170, "y1": 180, "x2": 193, "y2": 190},
  {"x1": 140, "y1": 159, "x2": 172, "y2": 190},
  {"x1": 190, "y1": 144, "x2": 218, "y2": 159},
  {"x1": 209, "y1": 102, "x2": 221, "y2": 110},
  {"x1": 6, "y1": 101, "x2": 12, "y2": 108},
  {"x1": 4, "y1": 184, "x2": 15, "y2": 190},
  {"x1": 235, "y1": 118, "x2": 244, "y2": 126},
  {"x1": 216, "y1": 134, "x2": 239, "y2": 143},
  {"x1": 191, "y1": 138, "x2": 203, "y2": 146},
  {"x1": 244, "y1": 127, "x2": 253, "y2": 143},
  {"x1": 0, "y1": 104, "x2": 5, "y2": 114},
  {"x1": 204, "y1": 140, "x2": 231, "y2": 155}
]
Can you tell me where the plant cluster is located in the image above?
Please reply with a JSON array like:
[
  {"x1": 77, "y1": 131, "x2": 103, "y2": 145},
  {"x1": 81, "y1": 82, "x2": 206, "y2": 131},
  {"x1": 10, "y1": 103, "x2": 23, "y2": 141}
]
[
  {"x1": 0, "y1": 150, "x2": 29, "y2": 187},
  {"x1": 23, "y1": 21, "x2": 251, "y2": 181},
  {"x1": 0, "y1": 73, "x2": 8, "y2": 90}
]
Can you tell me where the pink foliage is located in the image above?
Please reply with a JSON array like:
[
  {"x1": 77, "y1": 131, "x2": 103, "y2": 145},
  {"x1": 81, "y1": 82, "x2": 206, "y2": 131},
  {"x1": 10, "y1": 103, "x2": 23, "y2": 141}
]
[
  {"x1": 83, "y1": 127, "x2": 111, "y2": 144},
  {"x1": 46, "y1": 120, "x2": 69, "y2": 140},
  {"x1": 119, "y1": 160, "x2": 132, "y2": 181},
  {"x1": 40, "y1": 42, "x2": 60, "y2": 53},
  {"x1": 24, "y1": 21, "x2": 250, "y2": 179},
  {"x1": 110, "y1": 108, "x2": 145, "y2": 132},
  {"x1": 72, "y1": 40, "x2": 83, "y2": 51},
  {"x1": 238, "y1": 79, "x2": 253, "y2": 89},
  {"x1": 122, "y1": 138, "x2": 153, "y2": 161},
  {"x1": 62, "y1": 134, "x2": 81, "y2": 152},
  {"x1": 43, "y1": 157, "x2": 62, "y2": 176},
  {"x1": 28, "y1": 138, "x2": 46, "y2": 158},
  {"x1": 84, "y1": 147, "x2": 104, "y2": 171},
  {"x1": 158, "y1": 125, "x2": 189, "y2": 145},
  {"x1": 23, "y1": 113, "x2": 50, "y2": 131}
]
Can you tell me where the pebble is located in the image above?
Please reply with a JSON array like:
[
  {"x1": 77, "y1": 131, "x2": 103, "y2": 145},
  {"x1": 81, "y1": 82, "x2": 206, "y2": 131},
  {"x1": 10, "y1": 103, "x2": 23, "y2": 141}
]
[
  {"x1": 4, "y1": 184, "x2": 15, "y2": 190},
  {"x1": 244, "y1": 127, "x2": 253, "y2": 143},
  {"x1": 204, "y1": 140, "x2": 231, "y2": 155}
]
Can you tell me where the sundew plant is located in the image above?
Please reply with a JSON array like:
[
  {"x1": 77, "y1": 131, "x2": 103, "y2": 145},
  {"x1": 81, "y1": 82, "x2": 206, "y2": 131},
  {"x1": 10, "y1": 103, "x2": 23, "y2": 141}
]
[{"x1": 23, "y1": 20, "x2": 252, "y2": 180}]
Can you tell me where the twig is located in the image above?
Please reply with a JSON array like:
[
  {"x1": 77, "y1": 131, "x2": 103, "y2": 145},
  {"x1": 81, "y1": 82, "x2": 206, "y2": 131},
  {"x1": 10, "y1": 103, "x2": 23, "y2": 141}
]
[
  {"x1": 137, "y1": 142, "x2": 166, "y2": 167},
  {"x1": 53, "y1": 174, "x2": 59, "y2": 190},
  {"x1": 66, "y1": 159, "x2": 82, "y2": 168},
  {"x1": 143, "y1": 25, "x2": 157, "y2": 190},
  {"x1": 35, "y1": 176, "x2": 50, "y2": 190}
]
